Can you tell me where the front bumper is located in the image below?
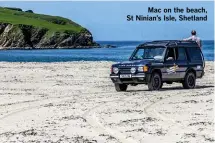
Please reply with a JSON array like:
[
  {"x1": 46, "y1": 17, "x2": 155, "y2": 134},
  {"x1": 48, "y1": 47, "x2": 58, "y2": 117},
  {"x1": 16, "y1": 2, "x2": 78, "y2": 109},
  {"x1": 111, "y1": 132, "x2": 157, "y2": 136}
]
[{"x1": 110, "y1": 73, "x2": 148, "y2": 84}]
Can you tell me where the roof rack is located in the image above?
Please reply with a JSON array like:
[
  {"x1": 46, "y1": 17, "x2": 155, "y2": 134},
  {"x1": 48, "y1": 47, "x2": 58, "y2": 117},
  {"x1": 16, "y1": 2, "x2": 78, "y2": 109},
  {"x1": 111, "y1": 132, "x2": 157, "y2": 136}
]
[{"x1": 138, "y1": 40, "x2": 198, "y2": 48}]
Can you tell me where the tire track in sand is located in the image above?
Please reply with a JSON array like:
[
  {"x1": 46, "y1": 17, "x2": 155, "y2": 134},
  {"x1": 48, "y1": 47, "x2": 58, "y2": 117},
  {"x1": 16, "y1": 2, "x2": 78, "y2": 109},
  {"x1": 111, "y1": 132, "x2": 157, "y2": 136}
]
[
  {"x1": 0, "y1": 91, "x2": 137, "y2": 142},
  {"x1": 0, "y1": 87, "x2": 213, "y2": 143},
  {"x1": 83, "y1": 88, "x2": 213, "y2": 143},
  {"x1": 83, "y1": 95, "x2": 140, "y2": 143},
  {"x1": 83, "y1": 90, "x2": 178, "y2": 143},
  {"x1": 0, "y1": 91, "x2": 117, "y2": 121},
  {"x1": 143, "y1": 90, "x2": 213, "y2": 142}
]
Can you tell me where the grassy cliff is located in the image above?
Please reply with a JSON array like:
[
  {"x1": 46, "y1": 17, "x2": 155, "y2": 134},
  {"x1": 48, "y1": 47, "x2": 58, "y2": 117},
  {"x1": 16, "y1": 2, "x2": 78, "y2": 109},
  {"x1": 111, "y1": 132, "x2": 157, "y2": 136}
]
[{"x1": 0, "y1": 7, "x2": 99, "y2": 49}]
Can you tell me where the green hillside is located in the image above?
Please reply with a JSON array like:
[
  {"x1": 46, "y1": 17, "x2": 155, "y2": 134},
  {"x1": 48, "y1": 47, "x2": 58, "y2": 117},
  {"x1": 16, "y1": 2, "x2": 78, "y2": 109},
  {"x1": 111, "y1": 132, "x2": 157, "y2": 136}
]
[
  {"x1": 0, "y1": 7, "x2": 84, "y2": 34},
  {"x1": 0, "y1": 7, "x2": 98, "y2": 49}
]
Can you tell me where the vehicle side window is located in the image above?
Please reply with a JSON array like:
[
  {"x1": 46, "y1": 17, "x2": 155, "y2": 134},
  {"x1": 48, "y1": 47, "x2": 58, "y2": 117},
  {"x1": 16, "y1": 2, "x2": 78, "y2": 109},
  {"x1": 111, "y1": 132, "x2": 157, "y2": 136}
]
[
  {"x1": 176, "y1": 47, "x2": 187, "y2": 61},
  {"x1": 165, "y1": 48, "x2": 175, "y2": 60},
  {"x1": 187, "y1": 47, "x2": 202, "y2": 61}
]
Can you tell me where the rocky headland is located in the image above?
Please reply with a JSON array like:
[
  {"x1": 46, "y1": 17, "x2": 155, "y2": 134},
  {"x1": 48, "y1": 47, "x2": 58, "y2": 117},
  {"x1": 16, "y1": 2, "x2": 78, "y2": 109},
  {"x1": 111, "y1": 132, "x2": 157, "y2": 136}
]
[{"x1": 0, "y1": 7, "x2": 99, "y2": 49}]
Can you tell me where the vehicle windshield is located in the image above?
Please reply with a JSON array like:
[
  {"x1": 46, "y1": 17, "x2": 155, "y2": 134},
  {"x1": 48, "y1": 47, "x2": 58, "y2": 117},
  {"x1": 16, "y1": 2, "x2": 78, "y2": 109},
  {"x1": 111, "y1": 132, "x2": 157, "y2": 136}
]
[{"x1": 131, "y1": 47, "x2": 165, "y2": 60}]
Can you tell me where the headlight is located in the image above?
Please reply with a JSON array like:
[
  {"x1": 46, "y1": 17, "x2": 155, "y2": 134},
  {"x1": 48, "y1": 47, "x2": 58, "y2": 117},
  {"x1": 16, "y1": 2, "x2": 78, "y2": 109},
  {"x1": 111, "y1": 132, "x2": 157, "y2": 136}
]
[
  {"x1": 113, "y1": 67, "x2": 119, "y2": 74},
  {"x1": 138, "y1": 66, "x2": 143, "y2": 72},
  {"x1": 138, "y1": 66, "x2": 148, "y2": 72},
  {"x1": 130, "y1": 67, "x2": 136, "y2": 73}
]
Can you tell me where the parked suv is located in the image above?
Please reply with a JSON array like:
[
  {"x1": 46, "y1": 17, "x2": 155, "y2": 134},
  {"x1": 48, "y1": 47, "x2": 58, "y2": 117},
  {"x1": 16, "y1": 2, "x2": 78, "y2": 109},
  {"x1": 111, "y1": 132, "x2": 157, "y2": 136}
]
[{"x1": 110, "y1": 40, "x2": 205, "y2": 91}]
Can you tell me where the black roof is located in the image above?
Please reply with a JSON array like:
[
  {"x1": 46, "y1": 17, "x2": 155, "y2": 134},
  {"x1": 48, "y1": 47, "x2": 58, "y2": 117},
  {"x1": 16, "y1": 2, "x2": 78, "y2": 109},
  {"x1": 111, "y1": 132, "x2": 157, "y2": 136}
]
[{"x1": 138, "y1": 40, "x2": 199, "y2": 47}]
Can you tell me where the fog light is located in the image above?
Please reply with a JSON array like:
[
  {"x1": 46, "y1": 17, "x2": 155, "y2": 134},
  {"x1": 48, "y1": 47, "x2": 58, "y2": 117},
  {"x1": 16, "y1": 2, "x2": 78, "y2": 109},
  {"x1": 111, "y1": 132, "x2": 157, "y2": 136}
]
[{"x1": 130, "y1": 67, "x2": 136, "y2": 73}]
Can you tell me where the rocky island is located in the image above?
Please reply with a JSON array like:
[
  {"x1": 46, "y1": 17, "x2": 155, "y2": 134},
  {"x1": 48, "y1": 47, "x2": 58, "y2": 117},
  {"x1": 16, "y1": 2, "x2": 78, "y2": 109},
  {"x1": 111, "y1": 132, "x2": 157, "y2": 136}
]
[{"x1": 0, "y1": 7, "x2": 99, "y2": 49}]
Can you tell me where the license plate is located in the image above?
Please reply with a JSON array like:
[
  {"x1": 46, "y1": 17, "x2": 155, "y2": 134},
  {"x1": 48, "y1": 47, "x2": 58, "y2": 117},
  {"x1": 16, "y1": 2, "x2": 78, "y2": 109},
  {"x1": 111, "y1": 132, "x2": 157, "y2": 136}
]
[{"x1": 120, "y1": 74, "x2": 131, "y2": 78}]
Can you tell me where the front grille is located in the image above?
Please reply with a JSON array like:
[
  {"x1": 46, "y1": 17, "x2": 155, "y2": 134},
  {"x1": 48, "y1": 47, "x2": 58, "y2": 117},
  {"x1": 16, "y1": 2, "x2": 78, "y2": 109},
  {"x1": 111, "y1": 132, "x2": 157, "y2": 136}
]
[{"x1": 119, "y1": 68, "x2": 131, "y2": 74}]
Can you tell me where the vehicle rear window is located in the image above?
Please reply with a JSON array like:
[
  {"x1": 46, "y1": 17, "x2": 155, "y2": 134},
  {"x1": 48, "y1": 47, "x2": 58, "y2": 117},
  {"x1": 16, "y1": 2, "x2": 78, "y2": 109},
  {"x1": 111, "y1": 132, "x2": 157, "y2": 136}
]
[{"x1": 187, "y1": 47, "x2": 202, "y2": 61}]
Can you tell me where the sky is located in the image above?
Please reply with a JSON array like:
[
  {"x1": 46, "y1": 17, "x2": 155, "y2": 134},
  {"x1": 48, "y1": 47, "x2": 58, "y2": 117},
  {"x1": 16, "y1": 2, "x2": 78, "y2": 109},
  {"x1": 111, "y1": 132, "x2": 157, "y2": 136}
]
[{"x1": 0, "y1": 1, "x2": 214, "y2": 41}]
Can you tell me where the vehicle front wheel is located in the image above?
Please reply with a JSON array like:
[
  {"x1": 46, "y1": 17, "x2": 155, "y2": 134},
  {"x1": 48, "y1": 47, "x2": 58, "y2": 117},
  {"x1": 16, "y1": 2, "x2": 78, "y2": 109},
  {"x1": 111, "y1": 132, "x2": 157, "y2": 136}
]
[
  {"x1": 182, "y1": 72, "x2": 196, "y2": 89},
  {"x1": 148, "y1": 73, "x2": 162, "y2": 91},
  {"x1": 115, "y1": 83, "x2": 128, "y2": 92}
]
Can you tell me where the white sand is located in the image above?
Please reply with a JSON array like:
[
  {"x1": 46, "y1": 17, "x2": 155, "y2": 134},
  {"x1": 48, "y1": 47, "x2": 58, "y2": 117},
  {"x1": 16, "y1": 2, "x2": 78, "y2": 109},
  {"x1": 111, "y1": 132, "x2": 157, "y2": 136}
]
[{"x1": 0, "y1": 61, "x2": 214, "y2": 143}]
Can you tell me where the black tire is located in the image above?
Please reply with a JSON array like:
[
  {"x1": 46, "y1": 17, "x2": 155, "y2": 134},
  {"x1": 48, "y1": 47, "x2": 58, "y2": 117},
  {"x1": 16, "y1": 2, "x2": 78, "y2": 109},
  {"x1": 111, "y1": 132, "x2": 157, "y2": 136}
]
[
  {"x1": 148, "y1": 73, "x2": 162, "y2": 91},
  {"x1": 182, "y1": 72, "x2": 196, "y2": 89},
  {"x1": 115, "y1": 83, "x2": 128, "y2": 92}
]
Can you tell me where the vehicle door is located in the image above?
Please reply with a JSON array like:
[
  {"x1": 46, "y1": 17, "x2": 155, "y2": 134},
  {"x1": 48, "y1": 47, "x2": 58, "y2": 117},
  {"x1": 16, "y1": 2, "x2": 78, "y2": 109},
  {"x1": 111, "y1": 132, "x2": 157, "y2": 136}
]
[
  {"x1": 175, "y1": 47, "x2": 188, "y2": 79},
  {"x1": 163, "y1": 47, "x2": 180, "y2": 80}
]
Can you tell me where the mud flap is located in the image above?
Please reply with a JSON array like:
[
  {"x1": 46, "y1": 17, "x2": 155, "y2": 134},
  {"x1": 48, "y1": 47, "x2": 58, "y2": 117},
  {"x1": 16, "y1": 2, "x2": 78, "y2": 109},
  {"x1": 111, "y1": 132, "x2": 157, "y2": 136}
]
[{"x1": 145, "y1": 73, "x2": 151, "y2": 83}]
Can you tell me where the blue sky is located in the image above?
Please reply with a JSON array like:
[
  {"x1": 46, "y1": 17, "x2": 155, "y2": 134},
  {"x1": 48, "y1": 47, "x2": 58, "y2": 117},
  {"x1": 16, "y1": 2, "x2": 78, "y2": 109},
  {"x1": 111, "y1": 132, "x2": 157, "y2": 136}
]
[{"x1": 0, "y1": 1, "x2": 214, "y2": 41}]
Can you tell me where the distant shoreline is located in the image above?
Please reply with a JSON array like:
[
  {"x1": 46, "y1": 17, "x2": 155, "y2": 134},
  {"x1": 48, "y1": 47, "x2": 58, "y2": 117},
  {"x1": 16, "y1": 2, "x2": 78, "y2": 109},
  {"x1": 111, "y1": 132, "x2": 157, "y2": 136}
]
[
  {"x1": 0, "y1": 40, "x2": 213, "y2": 50},
  {"x1": 0, "y1": 40, "x2": 213, "y2": 62},
  {"x1": 0, "y1": 46, "x2": 101, "y2": 50}
]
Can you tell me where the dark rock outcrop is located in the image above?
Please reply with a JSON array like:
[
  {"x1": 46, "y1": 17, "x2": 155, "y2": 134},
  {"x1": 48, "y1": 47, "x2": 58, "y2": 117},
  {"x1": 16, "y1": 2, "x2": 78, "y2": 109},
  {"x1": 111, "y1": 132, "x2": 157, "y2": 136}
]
[
  {"x1": 25, "y1": 10, "x2": 34, "y2": 13},
  {"x1": 4, "y1": 7, "x2": 22, "y2": 11},
  {"x1": 0, "y1": 23, "x2": 100, "y2": 49}
]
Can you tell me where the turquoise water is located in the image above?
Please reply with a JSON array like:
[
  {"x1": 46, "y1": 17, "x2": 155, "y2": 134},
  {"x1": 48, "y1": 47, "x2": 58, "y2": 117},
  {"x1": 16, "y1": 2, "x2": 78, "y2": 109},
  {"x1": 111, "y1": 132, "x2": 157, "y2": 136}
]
[{"x1": 0, "y1": 41, "x2": 213, "y2": 62}]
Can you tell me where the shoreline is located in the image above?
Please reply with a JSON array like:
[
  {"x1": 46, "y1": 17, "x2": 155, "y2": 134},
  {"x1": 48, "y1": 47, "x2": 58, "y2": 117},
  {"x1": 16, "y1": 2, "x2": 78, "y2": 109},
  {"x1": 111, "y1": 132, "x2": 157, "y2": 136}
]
[
  {"x1": 0, "y1": 60, "x2": 214, "y2": 63},
  {"x1": 0, "y1": 46, "x2": 102, "y2": 50}
]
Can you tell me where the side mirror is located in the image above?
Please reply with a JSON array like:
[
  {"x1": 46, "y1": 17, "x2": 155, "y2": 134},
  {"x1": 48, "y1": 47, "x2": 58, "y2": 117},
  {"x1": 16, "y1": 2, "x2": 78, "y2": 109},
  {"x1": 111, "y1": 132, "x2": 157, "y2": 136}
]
[{"x1": 166, "y1": 57, "x2": 174, "y2": 61}]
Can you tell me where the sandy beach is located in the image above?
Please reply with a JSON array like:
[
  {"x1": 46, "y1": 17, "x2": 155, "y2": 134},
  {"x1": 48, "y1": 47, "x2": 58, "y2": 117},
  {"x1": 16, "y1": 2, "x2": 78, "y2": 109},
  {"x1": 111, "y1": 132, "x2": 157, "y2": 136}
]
[{"x1": 0, "y1": 61, "x2": 214, "y2": 143}]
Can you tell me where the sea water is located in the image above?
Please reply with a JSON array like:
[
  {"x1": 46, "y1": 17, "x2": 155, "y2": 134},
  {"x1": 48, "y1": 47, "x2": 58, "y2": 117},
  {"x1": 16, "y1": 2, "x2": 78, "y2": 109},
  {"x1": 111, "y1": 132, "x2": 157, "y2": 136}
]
[{"x1": 0, "y1": 41, "x2": 213, "y2": 62}]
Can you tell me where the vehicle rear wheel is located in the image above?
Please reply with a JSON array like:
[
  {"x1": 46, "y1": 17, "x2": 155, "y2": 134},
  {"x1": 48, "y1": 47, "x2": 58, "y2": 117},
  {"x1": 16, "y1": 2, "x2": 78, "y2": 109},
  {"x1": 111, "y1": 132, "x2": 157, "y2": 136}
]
[
  {"x1": 115, "y1": 83, "x2": 128, "y2": 92},
  {"x1": 148, "y1": 73, "x2": 162, "y2": 91},
  {"x1": 182, "y1": 72, "x2": 196, "y2": 89}
]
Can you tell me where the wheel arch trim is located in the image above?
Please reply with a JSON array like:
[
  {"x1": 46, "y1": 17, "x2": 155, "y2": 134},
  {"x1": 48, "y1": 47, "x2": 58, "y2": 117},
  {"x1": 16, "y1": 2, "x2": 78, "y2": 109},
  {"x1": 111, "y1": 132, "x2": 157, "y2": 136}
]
[{"x1": 184, "y1": 68, "x2": 196, "y2": 78}]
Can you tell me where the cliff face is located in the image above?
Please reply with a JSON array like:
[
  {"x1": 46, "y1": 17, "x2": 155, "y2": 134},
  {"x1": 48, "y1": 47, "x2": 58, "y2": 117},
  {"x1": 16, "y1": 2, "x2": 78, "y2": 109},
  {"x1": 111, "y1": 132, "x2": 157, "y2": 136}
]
[
  {"x1": 0, "y1": 23, "x2": 99, "y2": 49},
  {"x1": 0, "y1": 7, "x2": 99, "y2": 49}
]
